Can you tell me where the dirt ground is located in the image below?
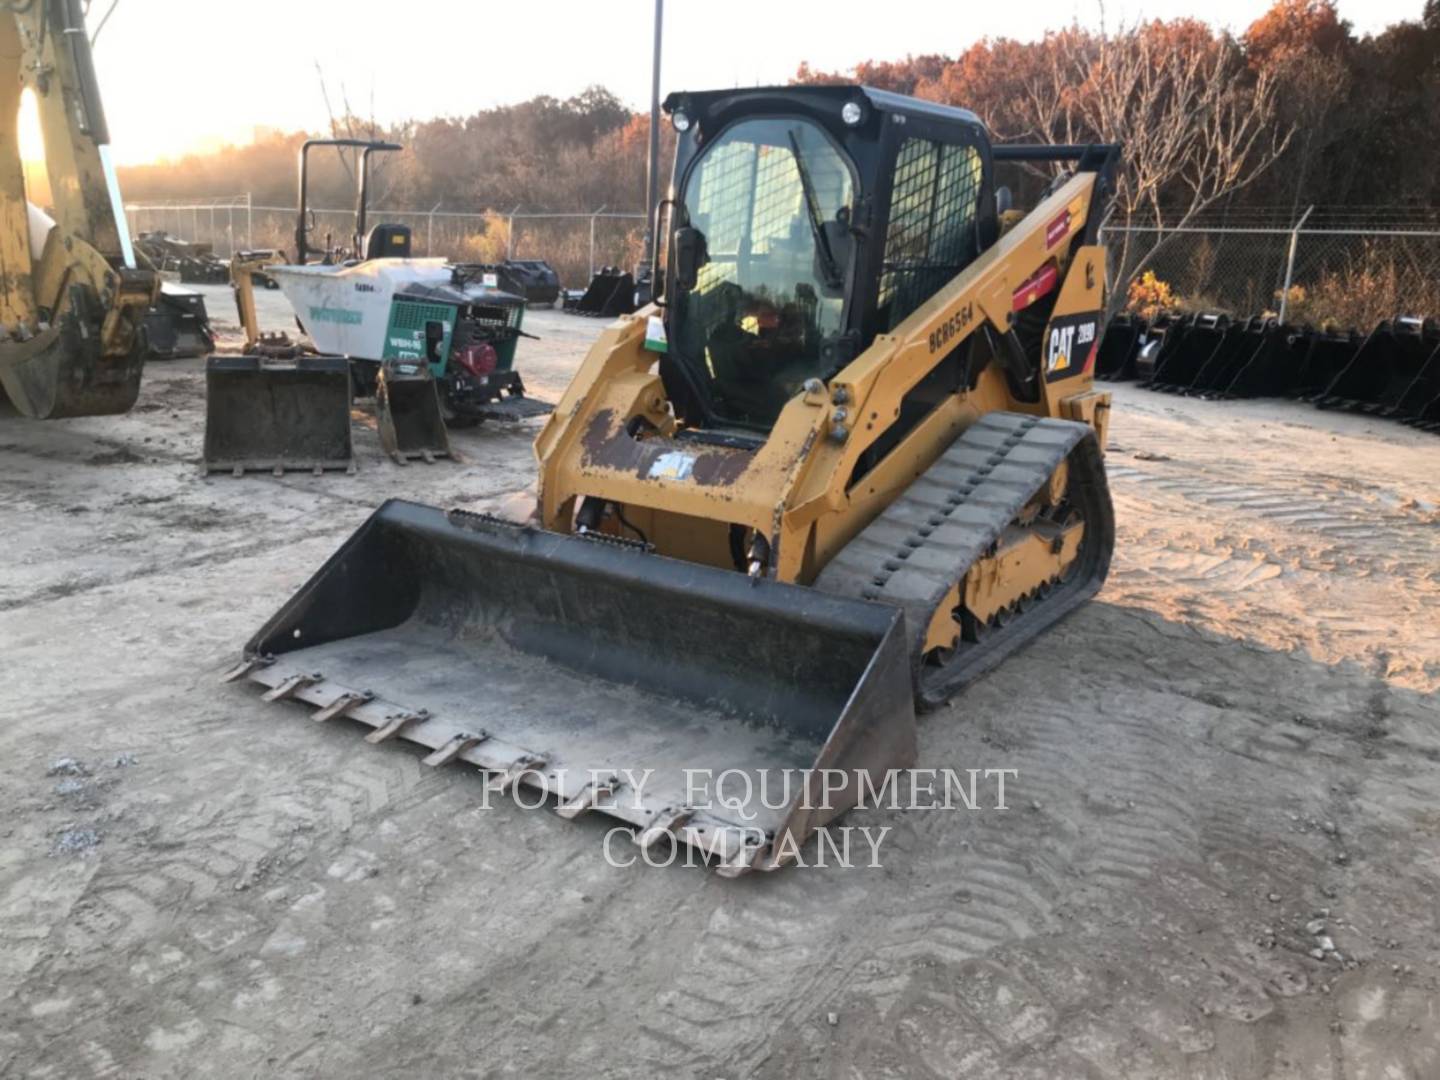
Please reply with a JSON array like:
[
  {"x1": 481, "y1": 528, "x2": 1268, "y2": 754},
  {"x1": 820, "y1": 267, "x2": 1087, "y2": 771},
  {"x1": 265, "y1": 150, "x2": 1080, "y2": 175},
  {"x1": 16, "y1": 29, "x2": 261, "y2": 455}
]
[{"x1": 2, "y1": 285, "x2": 1438, "y2": 1079}]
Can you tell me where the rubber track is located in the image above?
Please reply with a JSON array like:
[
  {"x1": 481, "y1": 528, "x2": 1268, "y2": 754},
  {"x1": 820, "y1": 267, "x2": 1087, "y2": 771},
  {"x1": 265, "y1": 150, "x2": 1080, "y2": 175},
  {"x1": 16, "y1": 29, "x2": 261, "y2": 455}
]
[{"x1": 815, "y1": 411, "x2": 1114, "y2": 709}]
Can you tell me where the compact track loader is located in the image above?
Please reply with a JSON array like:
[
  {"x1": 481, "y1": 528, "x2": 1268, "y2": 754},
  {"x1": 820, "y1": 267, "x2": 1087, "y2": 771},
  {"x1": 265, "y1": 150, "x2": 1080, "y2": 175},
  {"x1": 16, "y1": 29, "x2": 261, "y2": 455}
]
[{"x1": 229, "y1": 87, "x2": 1118, "y2": 875}]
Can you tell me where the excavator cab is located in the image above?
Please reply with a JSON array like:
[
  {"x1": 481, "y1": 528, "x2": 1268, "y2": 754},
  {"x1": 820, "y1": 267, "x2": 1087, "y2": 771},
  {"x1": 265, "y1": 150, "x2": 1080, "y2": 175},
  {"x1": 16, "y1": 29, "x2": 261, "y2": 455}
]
[{"x1": 229, "y1": 87, "x2": 1120, "y2": 875}]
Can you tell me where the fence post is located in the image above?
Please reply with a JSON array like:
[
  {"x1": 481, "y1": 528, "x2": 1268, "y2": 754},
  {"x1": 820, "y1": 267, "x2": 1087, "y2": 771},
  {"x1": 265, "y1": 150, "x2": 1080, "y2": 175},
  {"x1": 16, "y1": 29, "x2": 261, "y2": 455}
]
[
  {"x1": 1277, "y1": 205, "x2": 1314, "y2": 324},
  {"x1": 506, "y1": 205, "x2": 520, "y2": 260},
  {"x1": 427, "y1": 200, "x2": 442, "y2": 257},
  {"x1": 590, "y1": 205, "x2": 607, "y2": 279}
]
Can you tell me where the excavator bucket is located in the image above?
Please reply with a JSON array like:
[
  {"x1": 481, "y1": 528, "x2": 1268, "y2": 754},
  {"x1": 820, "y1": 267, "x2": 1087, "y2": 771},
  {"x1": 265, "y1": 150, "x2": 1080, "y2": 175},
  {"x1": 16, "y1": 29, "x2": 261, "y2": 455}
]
[
  {"x1": 225, "y1": 502, "x2": 917, "y2": 874},
  {"x1": 203, "y1": 355, "x2": 355, "y2": 475},
  {"x1": 1315, "y1": 317, "x2": 1439, "y2": 416},
  {"x1": 376, "y1": 361, "x2": 452, "y2": 465}
]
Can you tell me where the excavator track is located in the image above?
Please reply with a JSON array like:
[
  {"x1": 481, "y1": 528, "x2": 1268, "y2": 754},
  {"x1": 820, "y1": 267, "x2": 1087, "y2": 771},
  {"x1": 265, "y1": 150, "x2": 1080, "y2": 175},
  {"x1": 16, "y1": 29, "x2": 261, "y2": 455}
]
[{"x1": 815, "y1": 411, "x2": 1114, "y2": 709}]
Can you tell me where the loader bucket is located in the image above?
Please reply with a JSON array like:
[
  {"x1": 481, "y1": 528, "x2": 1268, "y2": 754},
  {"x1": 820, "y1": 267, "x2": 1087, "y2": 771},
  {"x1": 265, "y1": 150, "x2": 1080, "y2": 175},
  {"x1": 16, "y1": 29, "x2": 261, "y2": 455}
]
[
  {"x1": 376, "y1": 362, "x2": 452, "y2": 464},
  {"x1": 203, "y1": 355, "x2": 354, "y2": 475},
  {"x1": 227, "y1": 501, "x2": 917, "y2": 875}
]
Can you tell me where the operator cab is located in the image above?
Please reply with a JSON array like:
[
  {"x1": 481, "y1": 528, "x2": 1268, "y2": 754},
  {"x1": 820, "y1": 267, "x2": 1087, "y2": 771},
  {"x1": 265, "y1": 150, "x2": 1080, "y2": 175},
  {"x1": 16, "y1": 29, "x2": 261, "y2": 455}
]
[{"x1": 656, "y1": 86, "x2": 999, "y2": 434}]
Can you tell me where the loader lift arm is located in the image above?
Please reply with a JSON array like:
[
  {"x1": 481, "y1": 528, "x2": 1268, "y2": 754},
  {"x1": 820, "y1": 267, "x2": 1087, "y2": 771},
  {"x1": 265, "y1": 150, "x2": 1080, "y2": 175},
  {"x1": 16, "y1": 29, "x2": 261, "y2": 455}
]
[{"x1": 0, "y1": 0, "x2": 158, "y2": 419}]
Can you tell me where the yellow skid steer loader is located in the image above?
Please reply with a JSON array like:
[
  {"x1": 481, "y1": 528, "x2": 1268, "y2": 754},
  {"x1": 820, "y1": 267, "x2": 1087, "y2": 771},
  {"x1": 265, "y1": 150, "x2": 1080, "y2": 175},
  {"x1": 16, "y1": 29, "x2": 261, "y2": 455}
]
[{"x1": 227, "y1": 87, "x2": 1119, "y2": 874}]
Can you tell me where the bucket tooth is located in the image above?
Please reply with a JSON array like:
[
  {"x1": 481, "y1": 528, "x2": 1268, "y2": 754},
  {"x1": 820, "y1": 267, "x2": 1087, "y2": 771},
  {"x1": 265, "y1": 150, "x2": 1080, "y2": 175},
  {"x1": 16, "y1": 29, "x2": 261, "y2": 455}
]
[
  {"x1": 365, "y1": 708, "x2": 430, "y2": 744},
  {"x1": 221, "y1": 654, "x2": 273, "y2": 684},
  {"x1": 311, "y1": 689, "x2": 374, "y2": 722},
  {"x1": 261, "y1": 671, "x2": 322, "y2": 703},
  {"x1": 486, "y1": 755, "x2": 549, "y2": 794},
  {"x1": 555, "y1": 773, "x2": 621, "y2": 819},
  {"x1": 715, "y1": 837, "x2": 769, "y2": 878},
  {"x1": 422, "y1": 730, "x2": 489, "y2": 767},
  {"x1": 636, "y1": 806, "x2": 694, "y2": 849}
]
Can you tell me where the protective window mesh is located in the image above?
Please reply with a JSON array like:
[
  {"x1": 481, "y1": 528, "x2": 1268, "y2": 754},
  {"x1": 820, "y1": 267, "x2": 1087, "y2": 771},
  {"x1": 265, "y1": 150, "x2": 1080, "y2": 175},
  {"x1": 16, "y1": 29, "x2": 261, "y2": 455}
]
[
  {"x1": 879, "y1": 139, "x2": 983, "y2": 330},
  {"x1": 390, "y1": 301, "x2": 453, "y2": 331}
]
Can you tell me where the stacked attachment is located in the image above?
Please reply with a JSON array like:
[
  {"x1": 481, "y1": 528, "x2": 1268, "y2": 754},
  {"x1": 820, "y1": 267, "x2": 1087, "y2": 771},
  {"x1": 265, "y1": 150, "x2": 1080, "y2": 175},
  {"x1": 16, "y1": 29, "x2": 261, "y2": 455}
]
[
  {"x1": 563, "y1": 267, "x2": 637, "y2": 317},
  {"x1": 1095, "y1": 311, "x2": 1440, "y2": 432}
]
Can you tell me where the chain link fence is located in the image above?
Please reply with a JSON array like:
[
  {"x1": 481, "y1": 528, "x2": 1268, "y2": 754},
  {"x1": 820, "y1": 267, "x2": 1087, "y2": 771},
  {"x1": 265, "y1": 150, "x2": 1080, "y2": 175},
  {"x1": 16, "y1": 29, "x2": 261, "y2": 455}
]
[
  {"x1": 124, "y1": 195, "x2": 646, "y2": 289},
  {"x1": 1102, "y1": 208, "x2": 1440, "y2": 329},
  {"x1": 128, "y1": 197, "x2": 1440, "y2": 328}
]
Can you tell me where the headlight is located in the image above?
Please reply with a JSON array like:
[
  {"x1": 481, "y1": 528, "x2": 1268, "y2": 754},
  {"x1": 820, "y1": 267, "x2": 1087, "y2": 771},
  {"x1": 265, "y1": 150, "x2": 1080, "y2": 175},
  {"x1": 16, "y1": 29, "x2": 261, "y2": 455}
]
[
  {"x1": 671, "y1": 110, "x2": 692, "y2": 132},
  {"x1": 841, "y1": 101, "x2": 864, "y2": 126}
]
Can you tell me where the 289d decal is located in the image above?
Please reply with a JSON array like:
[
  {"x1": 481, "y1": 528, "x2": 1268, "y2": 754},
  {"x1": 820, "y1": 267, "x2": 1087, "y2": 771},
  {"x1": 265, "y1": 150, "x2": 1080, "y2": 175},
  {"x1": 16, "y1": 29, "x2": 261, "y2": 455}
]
[{"x1": 1044, "y1": 312, "x2": 1102, "y2": 382}]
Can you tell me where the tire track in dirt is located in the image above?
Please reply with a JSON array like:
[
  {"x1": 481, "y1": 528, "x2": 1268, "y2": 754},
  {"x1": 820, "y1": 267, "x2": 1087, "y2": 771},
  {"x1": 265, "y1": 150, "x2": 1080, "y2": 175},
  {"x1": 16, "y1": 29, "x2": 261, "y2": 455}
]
[{"x1": 751, "y1": 605, "x2": 1437, "y2": 1078}]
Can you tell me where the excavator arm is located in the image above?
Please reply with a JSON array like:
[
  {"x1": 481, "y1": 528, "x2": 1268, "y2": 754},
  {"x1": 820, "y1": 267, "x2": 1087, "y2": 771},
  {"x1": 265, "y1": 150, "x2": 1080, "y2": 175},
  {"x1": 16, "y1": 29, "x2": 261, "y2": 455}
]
[
  {"x1": 0, "y1": 0, "x2": 157, "y2": 419},
  {"x1": 228, "y1": 249, "x2": 287, "y2": 352}
]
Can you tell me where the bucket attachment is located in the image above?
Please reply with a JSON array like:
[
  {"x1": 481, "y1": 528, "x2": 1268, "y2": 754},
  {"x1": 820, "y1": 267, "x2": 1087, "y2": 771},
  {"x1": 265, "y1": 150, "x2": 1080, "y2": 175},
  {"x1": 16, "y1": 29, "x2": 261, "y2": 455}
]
[
  {"x1": 1095, "y1": 314, "x2": 1145, "y2": 381},
  {"x1": 1316, "y1": 317, "x2": 1439, "y2": 415},
  {"x1": 376, "y1": 361, "x2": 452, "y2": 465},
  {"x1": 144, "y1": 285, "x2": 215, "y2": 360},
  {"x1": 226, "y1": 502, "x2": 917, "y2": 874},
  {"x1": 1293, "y1": 328, "x2": 1360, "y2": 399},
  {"x1": 565, "y1": 267, "x2": 637, "y2": 317},
  {"x1": 204, "y1": 355, "x2": 355, "y2": 476},
  {"x1": 1147, "y1": 313, "x2": 1228, "y2": 392},
  {"x1": 1224, "y1": 321, "x2": 1310, "y2": 399},
  {"x1": 1188, "y1": 317, "x2": 1267, "y2": 397},
  {"x1": 1394, "y1": 339, "x2": 1440, "y2": 430}
]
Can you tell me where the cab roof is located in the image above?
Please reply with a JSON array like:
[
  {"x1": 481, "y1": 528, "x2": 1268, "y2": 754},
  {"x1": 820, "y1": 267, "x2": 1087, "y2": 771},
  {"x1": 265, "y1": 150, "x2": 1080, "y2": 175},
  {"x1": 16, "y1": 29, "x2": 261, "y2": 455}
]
[{"x1": 662, "y1": 85, "x2": 985, "y2": 135}]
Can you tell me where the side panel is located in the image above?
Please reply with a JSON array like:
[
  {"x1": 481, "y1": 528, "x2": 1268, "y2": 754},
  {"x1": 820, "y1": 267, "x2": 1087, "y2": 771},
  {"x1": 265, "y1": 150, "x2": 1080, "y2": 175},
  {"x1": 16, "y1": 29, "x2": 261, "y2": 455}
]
[{"x1": 1038, "y1": 243, "x2": 1111, "y2": 446}]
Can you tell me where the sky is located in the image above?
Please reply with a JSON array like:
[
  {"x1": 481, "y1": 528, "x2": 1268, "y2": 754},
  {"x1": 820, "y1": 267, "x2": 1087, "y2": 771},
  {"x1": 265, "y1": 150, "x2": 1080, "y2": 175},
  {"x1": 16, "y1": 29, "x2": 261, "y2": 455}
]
[{"x1": 86, "y1": 0, "x2": 1427, "y2": 165}]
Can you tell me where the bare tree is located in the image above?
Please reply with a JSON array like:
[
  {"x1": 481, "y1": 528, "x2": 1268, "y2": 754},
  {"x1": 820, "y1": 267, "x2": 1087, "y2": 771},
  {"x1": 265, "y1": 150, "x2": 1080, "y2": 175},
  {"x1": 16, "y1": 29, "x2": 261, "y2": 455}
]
[{"x1": 1076, "y1": 25, "x2": 1294, "y2": 310}]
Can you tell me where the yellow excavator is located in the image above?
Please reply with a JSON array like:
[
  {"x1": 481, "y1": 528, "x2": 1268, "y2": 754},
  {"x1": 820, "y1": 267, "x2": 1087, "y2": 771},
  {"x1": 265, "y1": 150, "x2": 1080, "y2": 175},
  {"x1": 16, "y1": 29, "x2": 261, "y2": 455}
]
[
  {"x1": 229, "y1": 86, "x2": 1119, "y2": 874},
  {"x1": 0, "y1": 0, "x2": 157, "y2": 420}
]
